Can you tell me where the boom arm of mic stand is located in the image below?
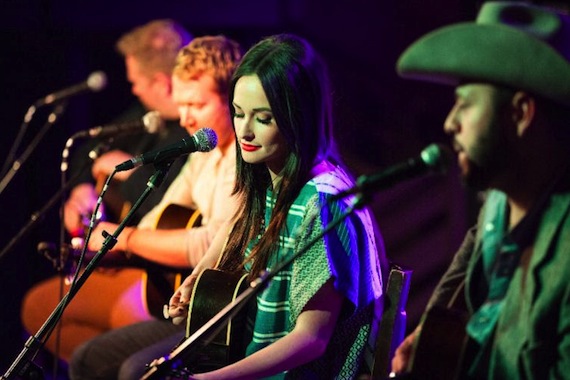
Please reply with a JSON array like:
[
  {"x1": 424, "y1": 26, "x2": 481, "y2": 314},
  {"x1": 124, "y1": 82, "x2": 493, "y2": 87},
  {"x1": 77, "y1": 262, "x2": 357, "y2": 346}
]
[
  {"x1": 0, "y1": 104, "x2": 37, "y2": 177},
  {"x1": 0, "y1": 155, "x2": 94, "y2": 263},
  {"x1": 1, "y1": 164, "x2": 171, "y2": 380},
  {"x1": 0, "y1": 101, "x2": 68, "y2": 197},
  {"x1": 0, "y1": 137, "x2": 113, "y2": 263},
  {"x1": 141, "y1": 192, "x2": 366, "y2": 380}
]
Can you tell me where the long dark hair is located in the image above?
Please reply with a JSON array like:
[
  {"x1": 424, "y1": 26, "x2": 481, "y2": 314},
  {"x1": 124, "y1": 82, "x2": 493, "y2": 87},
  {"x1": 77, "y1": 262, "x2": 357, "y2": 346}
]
[{"x1": 218, "y1": 34, "x2": 341, "y2": 278}]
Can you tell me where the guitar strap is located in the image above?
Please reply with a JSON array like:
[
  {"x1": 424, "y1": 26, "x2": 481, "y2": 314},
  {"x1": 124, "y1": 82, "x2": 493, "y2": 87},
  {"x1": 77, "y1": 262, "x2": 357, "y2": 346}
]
[
  {"x1": 465, "y1": 178, "x2": 559, "y2": 375},
  {"x1": 465, "y1": 190, "x2": 512, "y2": 345}
]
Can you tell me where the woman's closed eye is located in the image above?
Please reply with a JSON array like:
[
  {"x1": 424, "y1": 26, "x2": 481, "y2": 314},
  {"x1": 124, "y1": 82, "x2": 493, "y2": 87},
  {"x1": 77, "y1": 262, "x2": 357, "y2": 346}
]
[
  {"x1": 233, "y1": 112, "x2": 273, "y2": 125},
  {"x1": 257, "y1": 115, "x2": 273, "y2": 125}
]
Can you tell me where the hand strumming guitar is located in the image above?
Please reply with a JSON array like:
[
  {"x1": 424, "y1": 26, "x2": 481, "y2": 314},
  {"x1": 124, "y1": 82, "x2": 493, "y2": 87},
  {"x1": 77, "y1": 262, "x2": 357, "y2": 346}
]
[
  {"x1": 391, "y1": 326, "x2": 421, "y2": 375},
  {"x1": 166, "y1": 273, "x2": 198, "y2": 325}
]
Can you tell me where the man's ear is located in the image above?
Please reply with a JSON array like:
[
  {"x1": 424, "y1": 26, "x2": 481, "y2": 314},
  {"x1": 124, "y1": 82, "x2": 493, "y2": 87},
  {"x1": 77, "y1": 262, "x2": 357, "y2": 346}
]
[
  {"x1": 152, "y1": 71, "x2": 172, "y2": 96},
  {"x1": 511, "y1": 91, "x2": 535, "y2": 137}
]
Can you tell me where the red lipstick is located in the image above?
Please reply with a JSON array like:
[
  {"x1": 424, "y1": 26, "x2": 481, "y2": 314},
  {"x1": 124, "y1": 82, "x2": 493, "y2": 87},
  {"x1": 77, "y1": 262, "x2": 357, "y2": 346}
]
[{"x1": 241, "y1": 143, "x2": 260, "y2": 152}]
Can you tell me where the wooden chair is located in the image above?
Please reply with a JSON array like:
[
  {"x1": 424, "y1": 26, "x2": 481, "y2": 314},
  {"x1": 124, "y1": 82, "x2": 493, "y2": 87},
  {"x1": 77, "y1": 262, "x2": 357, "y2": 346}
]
[{"x1": 361, "y1": 264, "x2": 413, "y2": 379}]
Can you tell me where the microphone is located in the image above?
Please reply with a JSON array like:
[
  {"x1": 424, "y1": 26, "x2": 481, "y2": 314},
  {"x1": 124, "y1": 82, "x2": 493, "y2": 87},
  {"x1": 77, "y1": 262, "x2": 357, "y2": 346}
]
[
  {"x1": 115, "y1": 127, "x2": 218, "y2": 172},
  {"x1": 75, "y1": 111, "x2": 165, "y2": 138},
  {"x1": 335, "y1": 143, "x2": 453, "y2": 199},
  {"x1": 34, "y1": 71, "x2": 107, "y2": 107}
]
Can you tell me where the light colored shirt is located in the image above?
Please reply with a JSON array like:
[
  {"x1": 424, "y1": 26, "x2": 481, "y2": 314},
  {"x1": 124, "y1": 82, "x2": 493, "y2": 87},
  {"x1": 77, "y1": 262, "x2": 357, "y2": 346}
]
[{"x1": 138, "y1": 144, "x2": 238, "y2": 266}]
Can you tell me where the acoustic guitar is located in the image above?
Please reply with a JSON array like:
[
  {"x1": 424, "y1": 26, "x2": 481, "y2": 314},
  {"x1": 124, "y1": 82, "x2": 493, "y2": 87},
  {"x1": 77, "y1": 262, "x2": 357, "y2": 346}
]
[
  {"x1": 184, "y1": 269, "x2": 250, "y2": 372},
  {"x1": 403, "y1": 283, "x2": 470, "y2": 380},
  {"x1": 70, "y1": 203, "x2": 202, "y2": 319},
  {"x1": 141, "y1": 268, "x2": 250, "y2": 379},
  {"x1": 403, "y1": 306, "x2": 469, "y2": 380}
]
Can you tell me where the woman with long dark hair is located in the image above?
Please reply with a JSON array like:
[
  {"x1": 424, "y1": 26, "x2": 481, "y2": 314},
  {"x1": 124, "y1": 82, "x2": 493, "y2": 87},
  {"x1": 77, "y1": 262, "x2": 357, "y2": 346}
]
[{"x1": 168, "y1": 33, "x2": 386, "y2": 379}]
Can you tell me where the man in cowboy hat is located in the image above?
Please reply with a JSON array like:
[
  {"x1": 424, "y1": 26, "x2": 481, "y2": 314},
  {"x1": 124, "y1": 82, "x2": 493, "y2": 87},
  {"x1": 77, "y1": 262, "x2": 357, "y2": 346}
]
[{"x1": 391, "y1": 2, "x2": 570, "y2": 379}]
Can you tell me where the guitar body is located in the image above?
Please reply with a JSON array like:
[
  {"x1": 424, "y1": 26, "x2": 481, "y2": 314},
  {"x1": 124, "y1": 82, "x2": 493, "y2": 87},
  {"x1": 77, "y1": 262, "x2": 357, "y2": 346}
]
[
  {"x1": 183, "y1": 269, "x2": 250, "y2": 373},
  {"x1": 72, "y1": 203, "x2": 202, "y2": 319},
  {"x1": 140, "y1": 269, "x2": 250, "y2": 380},
  {"x1": 155, "y1": 203, "x2": 203, "y2": 230}
]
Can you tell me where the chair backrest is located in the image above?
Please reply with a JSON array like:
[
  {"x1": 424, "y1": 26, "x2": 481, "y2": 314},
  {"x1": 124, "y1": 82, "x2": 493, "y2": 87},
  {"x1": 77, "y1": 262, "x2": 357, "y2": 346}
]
[{"x1": 361, "y1": 263, "x2": 413, "y2": 379}]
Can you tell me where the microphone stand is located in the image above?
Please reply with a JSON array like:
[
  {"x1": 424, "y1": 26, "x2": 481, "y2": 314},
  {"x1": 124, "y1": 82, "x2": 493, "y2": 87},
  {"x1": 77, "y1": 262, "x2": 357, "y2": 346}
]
[
  {"x1": 1, "y1": 104, "x2": 37, "y2": 177},
  {"x1": 141, "y1": 192, "x2": 370, "y2": 380},
  {"x1": 1, "y1": 162, "x2": 172, "y2": 380},
  {"x1": 0, "y1": 101, "x2": 68, "y2": 196},
  {"x1": 0, "y1": 140, "x2": 111, "y2": 263}
]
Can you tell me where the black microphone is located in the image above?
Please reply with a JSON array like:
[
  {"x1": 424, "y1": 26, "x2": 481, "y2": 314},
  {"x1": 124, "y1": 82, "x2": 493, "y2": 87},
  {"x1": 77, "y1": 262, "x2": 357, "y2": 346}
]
[
  {"x1": 34, "y1": 71, "x2": 107, "y2": 107},
  {"x1": 75, "y1": 111, "x2": 165, "y2": 139},
  {"x1": 115, "y1": 127, "x2": 218, "y2": 172},
  {"x1": 335, "y1": 143, "x2": 453, "y2": 199}
]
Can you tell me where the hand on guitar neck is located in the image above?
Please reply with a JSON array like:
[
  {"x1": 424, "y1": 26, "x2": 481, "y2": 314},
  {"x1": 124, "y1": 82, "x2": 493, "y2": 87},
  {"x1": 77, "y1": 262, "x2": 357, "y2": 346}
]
[
  {"x1": 64, "y1": 150, "x2": 133, "y2": 237},
  {"x1": 64, "y1": 183, "x2": 106, "y2": 237}
]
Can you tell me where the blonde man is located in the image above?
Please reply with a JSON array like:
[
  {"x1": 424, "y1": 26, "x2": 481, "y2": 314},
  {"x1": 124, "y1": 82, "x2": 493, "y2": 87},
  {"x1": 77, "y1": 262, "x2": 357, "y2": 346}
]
[{"x1": 69, "y1": 35, "x2": 243, "y2": 380}]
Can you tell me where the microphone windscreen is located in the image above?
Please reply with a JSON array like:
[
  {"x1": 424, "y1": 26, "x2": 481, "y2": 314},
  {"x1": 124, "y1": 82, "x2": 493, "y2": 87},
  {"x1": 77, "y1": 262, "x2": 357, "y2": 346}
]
[
  {"x1": 87, "y1": 71, "x2": 108, "y2": 92},
  {"x1": 142, "y1": 111, "x2": 165, "y2": 133},
  {"x1": 421, "y1": 143, "x2": 453, "y2": 174},
  {"x1": 193, "y1": 128, "x2": 218, "y2": 152}
]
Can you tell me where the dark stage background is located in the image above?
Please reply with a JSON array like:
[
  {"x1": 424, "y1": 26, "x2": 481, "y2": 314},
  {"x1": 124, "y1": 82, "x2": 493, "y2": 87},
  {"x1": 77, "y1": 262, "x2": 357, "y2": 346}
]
[{"x1": 0, "y1": 0, "x2": 483, "y2": 374}]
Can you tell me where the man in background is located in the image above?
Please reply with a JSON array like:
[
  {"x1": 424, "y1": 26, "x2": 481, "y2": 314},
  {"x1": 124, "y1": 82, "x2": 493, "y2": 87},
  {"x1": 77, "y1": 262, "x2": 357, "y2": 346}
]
[
  {"x1": 65, "y1": 19, "x2": 193, "y2": 230},
  {"x1": 21, "y1": 19, "x2": 192, "y2": 364}
]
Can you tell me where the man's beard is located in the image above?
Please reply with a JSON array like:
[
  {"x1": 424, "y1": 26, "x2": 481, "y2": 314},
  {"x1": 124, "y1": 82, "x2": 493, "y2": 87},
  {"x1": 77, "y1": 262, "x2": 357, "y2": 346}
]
[
  {"x1": 462, "y1": 160, "x2": 497, "y2": 190},
  {"x1": 461, "y1": 123, "x2": 509, "y2": 191}
]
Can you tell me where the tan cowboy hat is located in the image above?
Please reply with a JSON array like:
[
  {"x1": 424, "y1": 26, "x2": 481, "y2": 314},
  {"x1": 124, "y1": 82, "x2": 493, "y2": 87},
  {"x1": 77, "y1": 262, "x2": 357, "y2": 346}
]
[{"x1": 397, "y1": 1, "x2": 570, "y2": 107}]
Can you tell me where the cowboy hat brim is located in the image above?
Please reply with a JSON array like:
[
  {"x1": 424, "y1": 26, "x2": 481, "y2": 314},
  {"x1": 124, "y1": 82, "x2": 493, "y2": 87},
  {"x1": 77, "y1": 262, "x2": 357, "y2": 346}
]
[{"x1": 397, "y1": 22, "x2": 570, "y2": 107}]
